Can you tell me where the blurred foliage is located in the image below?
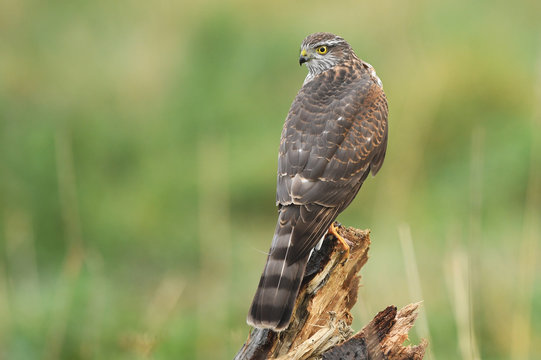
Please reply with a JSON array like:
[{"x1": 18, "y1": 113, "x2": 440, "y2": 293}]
[{"x1": 1, "y1": 0, "x2": 540, "y2": 359}]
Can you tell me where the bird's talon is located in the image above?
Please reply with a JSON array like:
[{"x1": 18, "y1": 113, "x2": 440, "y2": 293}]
[{"x1": 328, "y1": 222, "x2": 350, "y2": 258}]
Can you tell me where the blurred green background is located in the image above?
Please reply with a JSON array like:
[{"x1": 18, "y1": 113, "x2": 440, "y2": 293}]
[{"x1": 1, "y1": 0, "x2": 540, "y2": 359}]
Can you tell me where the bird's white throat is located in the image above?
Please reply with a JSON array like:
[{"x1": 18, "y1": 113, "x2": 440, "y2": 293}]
[{"x1": 303, "y1": 55, "x2": 339, "y2": 85}]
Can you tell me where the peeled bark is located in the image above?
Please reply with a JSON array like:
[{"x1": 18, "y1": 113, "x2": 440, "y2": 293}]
[{"x1": 235, "y1": 224, "x2": 428, "y2": 360}]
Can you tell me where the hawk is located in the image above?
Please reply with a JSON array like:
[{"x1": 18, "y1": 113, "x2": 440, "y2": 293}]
[{"x1": 247, "y1": 32, "x2": 388, "y2": 331}]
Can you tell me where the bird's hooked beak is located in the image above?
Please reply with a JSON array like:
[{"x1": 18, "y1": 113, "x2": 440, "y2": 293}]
[{"x1": 299, "y1": 48, "x2": 310, "y2": 66}]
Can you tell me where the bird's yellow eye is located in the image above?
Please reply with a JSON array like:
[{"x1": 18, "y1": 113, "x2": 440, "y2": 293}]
[{"x1": 316, "y1": 46, "x2": 328, "y2": 55}]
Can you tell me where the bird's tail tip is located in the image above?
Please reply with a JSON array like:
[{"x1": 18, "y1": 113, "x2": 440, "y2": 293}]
[{"x1": 246, "y1": 315, "x2": 289, "y2": 332}]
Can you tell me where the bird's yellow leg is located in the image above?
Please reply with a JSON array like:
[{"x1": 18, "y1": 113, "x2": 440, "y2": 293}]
[{"x1": 328, "y1": 222, "x2": 350, "y2": 258}]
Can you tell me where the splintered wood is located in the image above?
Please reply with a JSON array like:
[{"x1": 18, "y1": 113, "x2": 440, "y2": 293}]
[{"x1": 235, "y1": 225, "x2": 427, "y2": 360}]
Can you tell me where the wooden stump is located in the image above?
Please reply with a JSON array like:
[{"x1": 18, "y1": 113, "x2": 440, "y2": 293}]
[{"x1": 235, "y1": 225, "x2": 428, "y2": 360}]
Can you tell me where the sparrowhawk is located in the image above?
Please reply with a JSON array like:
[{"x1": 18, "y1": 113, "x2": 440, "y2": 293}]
[{"x1": 247, "y1": 32, "x2": 388, "y2": 331}]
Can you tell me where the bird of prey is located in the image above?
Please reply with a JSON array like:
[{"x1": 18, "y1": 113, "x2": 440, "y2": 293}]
[{"x1": 247, "y1": 32, "x2": 388, "y2": 331}]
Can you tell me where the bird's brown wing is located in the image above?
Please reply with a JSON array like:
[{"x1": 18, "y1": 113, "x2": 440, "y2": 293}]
[{"x1": 276, "y1": 63, "x2": 388, "y2": 262}]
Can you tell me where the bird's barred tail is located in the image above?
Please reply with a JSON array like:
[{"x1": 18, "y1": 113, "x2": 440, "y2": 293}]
[{"x1": 247, "y1": 209, "x2": 311, "y2": 331}]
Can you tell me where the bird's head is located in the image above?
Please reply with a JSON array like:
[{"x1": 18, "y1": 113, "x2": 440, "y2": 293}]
[{"x1": 299, "y1": 32, "x2": 354, "y2": 77}]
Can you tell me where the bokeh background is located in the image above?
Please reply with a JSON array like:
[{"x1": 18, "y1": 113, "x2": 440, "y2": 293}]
[{"x1": 1, "y1": 0, "x2": 540, "y2": 359}]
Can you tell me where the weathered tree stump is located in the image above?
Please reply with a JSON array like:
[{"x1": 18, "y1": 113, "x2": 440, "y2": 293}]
[{"x1": 235, "y1": 224, "x2": 427, "y2": 360}]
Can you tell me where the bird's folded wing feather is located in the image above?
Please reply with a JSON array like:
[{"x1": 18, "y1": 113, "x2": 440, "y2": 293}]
[{"x1": 277, "y1": 64, "x2": 388, "y2": 209}]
